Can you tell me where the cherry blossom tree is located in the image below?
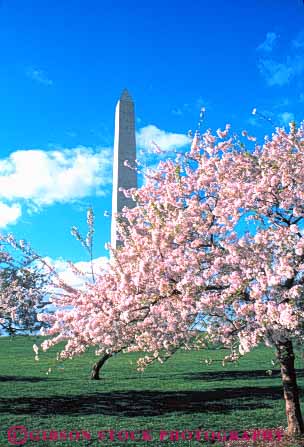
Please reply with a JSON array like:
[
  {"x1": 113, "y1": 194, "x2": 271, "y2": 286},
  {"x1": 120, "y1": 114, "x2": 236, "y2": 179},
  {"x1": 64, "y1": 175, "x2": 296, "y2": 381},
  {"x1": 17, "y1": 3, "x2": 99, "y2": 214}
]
[
  {"x1": 16, "y1": 120, "x2": 304, "y2": 435},
  {"x1": 0, "y1": 238, "x2": 50, "y2": 335},
  {"x1": 213, "y1": 120, "x2": 304, "y2": 435}
]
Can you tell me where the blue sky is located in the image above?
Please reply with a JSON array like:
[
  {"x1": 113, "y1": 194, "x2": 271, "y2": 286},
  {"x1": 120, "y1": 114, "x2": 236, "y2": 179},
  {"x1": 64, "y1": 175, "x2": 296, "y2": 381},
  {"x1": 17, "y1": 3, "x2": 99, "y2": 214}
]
[{"x1": 0, "y1": 0, "x2": 304, "y2": 276}]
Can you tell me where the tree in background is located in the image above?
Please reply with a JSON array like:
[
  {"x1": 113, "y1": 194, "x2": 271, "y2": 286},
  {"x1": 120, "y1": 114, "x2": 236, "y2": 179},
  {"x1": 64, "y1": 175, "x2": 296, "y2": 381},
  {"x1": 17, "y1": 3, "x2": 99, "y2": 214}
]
[
  {"x1": 0, "y1": 238, "x2": 50, "y2": 335},
  {"x1": 7, "y1": 121, "x2": 304, "y2": 436}
]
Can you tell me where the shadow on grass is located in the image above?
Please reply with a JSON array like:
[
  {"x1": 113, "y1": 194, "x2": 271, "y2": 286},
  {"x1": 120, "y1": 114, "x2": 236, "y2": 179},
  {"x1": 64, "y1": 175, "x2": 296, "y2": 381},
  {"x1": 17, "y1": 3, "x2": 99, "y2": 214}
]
[
  {"x1": 123, "y1": 369, "x2": 304, "y2": 382},
  {"x1": 0, "y1": 386, "x2": 291, "y2": 417},
  {"x1": 184, "y1": 369, "x2": 304, "y2": 381},
  {"x1": 0, "y1": 376, "x2": 60, "y2": 383}
]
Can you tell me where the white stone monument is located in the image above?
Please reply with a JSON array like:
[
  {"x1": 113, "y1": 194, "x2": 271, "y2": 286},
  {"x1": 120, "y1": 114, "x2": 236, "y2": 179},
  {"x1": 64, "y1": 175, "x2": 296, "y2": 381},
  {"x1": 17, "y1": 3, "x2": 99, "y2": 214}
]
[{"x1": 111, "y1": 89, "x2": 137, "y2": 249}]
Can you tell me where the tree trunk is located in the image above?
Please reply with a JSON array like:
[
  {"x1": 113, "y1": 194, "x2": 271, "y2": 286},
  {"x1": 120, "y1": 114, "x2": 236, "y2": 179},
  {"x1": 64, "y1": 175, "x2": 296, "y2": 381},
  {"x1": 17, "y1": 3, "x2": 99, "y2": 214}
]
[
  {"x1": 90, "y1": 353, "x2": 112, "y2": 380},
  {"x1": 275, "y1": 339, "x2": 304, "y2": 436}
]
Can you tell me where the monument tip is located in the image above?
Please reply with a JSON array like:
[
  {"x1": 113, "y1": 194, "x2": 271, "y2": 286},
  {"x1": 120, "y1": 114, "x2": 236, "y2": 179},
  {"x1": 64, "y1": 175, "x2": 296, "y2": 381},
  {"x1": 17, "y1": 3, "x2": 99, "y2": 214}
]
[{"x1": 120, "y1": 88, "x2": 133, "y2": 102}]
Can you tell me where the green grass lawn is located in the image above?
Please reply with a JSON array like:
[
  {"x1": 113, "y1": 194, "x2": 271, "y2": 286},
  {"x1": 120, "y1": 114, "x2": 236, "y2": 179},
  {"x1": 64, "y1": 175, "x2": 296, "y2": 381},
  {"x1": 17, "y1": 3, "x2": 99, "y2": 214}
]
[{"x1": 0, "y1": 336, "x2": 303, "y2": 446}]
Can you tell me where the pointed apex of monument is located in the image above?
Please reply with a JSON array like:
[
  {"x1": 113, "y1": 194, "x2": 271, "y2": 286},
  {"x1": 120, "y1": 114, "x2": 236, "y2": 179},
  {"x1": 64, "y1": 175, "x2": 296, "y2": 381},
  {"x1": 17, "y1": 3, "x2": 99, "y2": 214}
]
[{"x1": 120, "y1": 88, "x2": 133, "y2": 102}]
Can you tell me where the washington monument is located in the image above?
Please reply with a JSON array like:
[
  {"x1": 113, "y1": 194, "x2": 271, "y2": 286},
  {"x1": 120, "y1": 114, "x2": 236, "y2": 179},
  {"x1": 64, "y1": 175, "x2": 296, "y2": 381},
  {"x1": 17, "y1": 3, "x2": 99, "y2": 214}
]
[{"x1": 111, "y1": 89, "x2": 137, "y2": 249}]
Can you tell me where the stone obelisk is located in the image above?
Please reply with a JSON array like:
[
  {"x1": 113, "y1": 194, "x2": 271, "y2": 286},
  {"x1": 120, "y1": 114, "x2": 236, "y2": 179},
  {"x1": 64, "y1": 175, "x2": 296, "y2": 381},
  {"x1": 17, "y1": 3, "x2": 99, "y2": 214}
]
[{"x1": 111, "y1": 89, "x2": 137, "y2": 249}]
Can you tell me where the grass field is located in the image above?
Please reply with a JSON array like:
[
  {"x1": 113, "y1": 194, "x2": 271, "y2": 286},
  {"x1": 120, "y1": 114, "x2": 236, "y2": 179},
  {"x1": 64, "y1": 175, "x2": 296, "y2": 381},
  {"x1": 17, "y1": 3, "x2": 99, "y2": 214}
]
[{"x1": 0, "y1": 336, "x2": 304, "y2": 447}]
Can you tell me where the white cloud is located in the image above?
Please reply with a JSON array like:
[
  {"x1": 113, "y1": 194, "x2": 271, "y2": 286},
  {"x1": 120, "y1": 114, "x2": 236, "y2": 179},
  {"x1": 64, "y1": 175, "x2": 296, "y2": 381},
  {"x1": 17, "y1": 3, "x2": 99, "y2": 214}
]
[
  {"x1": 278, "y1": 112, "x2": 295, "y2": 126},
  {"x1": 258, "y1": 59, "x2": 294, "y2": 86},
  {"x1": 273, "y1": 98, "x2": 290, "y2": 109},
  {"x1": 66, "y1": 131, "x2": 77, "y2": 138},
  {"x1": 26, "y1": 68, "x2": 53, "y2": 86},
  {"x1": 257, "y1": 32, "x2": 277, "y2": 52},
  {"x1": 136, "y1": 125, "x2": 190, "y2": 153},
  {"x1": 0, "y1": 125, "x2": 190, "y2": 228},
  {"x1": 257, "y1": 31, "x2": 304, "y2": 87},
  {"x1": 258, "y1": 56, "x2": 304, "y2": 86},
  {"x1": 171, "y1": 99, "x2": 210, "y2": 117},
  {"x1": 0, "y1": 202, "x2": 21, "y2": 228},
  {"x1": 43, "y1": 256, "x2": 109, "y2": 290},
  {"x1": 171, "y1": 107, "x2": 183, "y2": 116},
  {"x1": 0, "y1": 146, "x2": 112, "y2": 208},
  {"x1": 247, "y1": 116, "x2": 261, "y2": 127},
  {"x1": 292, "y1": 31, "x2": 304, "y2": 49}
]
